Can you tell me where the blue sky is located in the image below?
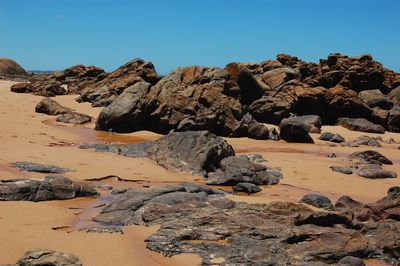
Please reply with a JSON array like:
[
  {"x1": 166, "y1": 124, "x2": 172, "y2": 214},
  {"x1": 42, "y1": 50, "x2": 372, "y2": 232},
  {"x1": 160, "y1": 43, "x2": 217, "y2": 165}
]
[{"x1": 0, "y1": 0, "x2": 399, "y2": 74}]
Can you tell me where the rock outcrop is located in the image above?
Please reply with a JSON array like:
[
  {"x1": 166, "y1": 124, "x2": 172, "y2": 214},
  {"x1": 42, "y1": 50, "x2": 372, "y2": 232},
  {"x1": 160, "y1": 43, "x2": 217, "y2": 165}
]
[
  {"x1": 9, "y1": 249, "x2": 82, "y2": 266},
  {"x1": 0, "y1": 58, "x2": 28, "y2": 78},
  {"x1": 0, "y1": 176, "x2": 97, "y2": 201}
]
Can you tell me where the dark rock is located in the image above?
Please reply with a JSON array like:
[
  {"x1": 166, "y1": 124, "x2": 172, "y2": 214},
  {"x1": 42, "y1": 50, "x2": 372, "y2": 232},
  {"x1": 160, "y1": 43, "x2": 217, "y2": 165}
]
[
  {"x1": 347, "y1": 135, "x2": 382, "y2": 147},
  {"x1": 337, "y1": 256, "x2": 365, "y2": 266},
  {"x1": 81, "y1": 225, "x2": 123, "y2": 234},
  {"x1": 11, "y1": 81, "x2": 66, "y2": 97},
  {"x1": 56, "y1": 112, "x2": 92, "y2": 124},
  {"x1": 207, "y1": 156, "x2": 282, "y2": 186},
  {"x1": 358, "y1": 89, "x2": 392, "y2": 109},
  {"x1": 0, "y1": 176, "x2": 97, "y2": 201},
  {"x1": 12, "y1": 161, "x2": 71, "y2": 173},
  {"x1": 349, "y1": 150, "x2": 393, "y2": 165},
  {"x1": 337, "y1": 117, "x2": 385, "y2": 134},
  {"x1": 388, "y1": 106, "x2": 400, "y2": 132},
  {"x1": 235, "y1": 113, "x2": 270, "y2": 139},
  {"x1": 95, "y1": 82, "x2": 151, "y2": 132},
  {"x1": 248, "y1": 96, "x2": 291, "y2": 125},
  {"x1": 268, "y1": 127, "x2": 280, "y2": 140},
  {"x1": 35, "y1": 98, "x2": 72, "y2": 115},
  {"x1": 282, "y1": 115, "x2": 322, "y2": 133},
  {"x1": 330, "y1": 166, "x2": 353, "y2": 175},
  {"x1": 326, "y1": 152, "x2": 337, "y2": 158},
  {"x1": 334, "y1": 195, "x2": 365, "y2": 209},
  {"x1": 279, "y1": 117, "x2": 315, "y2": 143},
  {"x1": 358, "y1": 169, "x2": 397, "y2": 179},
  {"x1": 14, "y1": 249, "x2": 82, "y2": 266},
  {"x1": 233, "y1": 182, "x2": 261, "y2": 194},
  {"x1": 319, "y1": 132, "x2": 345, "y2": 143},
  {"x1": 299, "y1": 194, "x2": 333, "y2": 209}
]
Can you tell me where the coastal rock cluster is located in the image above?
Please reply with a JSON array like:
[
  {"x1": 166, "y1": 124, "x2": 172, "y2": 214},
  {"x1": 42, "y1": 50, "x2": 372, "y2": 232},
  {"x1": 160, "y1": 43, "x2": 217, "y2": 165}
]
[
  {"x1": 88, "y1": 183, "x2": 400, "y2": 265},
  {"x1": 80, "y1": 130, "x2": 283, "y2": 189},
  {"x1": 9, "y1": 53, "x2": 400, "y2": 139}
]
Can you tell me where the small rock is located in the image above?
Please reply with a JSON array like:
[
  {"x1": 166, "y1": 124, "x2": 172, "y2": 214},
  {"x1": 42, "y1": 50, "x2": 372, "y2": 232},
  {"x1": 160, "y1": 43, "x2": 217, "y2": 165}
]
[
  {"x1": 15, "y1": 249, "x2": 82, "y2": 266},
  {"x1": 299, "y1": 194, "x2": 333, "y2": 209},
  {"x1": 233, "y1": 183, "x2": 261, "y2": 194},
  {"x1": 319, "y1": 132, "x2": 345, "y2": 143},
  {"x1": 330, "y1": 166, "x2": 353, "y2": 175},
  {"x1": 12, "y1": 161, "x2": 72, "y2": 174},
  {"x1": 338, "y1": 256, "x2": 366, "y2": 266},
  {"x1": 326, "y1": 152, "x2": 337, "y2": 158}
]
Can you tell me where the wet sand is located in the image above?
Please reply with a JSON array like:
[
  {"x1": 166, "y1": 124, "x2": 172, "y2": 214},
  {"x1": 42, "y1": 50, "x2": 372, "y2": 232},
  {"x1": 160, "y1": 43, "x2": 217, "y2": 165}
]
[{"x1": 0, "y1": 80, "x2": 399, "y2": 265}]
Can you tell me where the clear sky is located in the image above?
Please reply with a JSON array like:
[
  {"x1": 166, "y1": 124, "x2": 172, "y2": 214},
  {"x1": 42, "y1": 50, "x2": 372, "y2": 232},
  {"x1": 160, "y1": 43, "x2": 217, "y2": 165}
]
[{"x1": 1, "y1": 0, "x2": 399, "y2": 74}]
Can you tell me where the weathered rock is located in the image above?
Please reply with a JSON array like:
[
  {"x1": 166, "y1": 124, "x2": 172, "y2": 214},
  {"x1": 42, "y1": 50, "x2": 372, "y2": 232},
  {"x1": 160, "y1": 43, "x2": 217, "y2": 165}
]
[
  {"x1": 233, "y1": 182, "x2": 261, "y2": 194},
  {"x1": 77, "y1": 58, "x2": 161, "y2": 106},
  {"x1": 234, "y1": 113, "x2": 270, "y2": 139},
  {"x1": 12, "y1": 161, "x2": 72, "y2": 173},
  {"x1": 358, "y1": 169, "x2": 397, "y2": 179},
  {"x1": 248, "y1": 96, "x2": 291, "y2": 125},
  {"x1": 56, "y1": 112, "x2": 92, "y2": 124},
  {"x1": 260, "y1": 67, "x2": 300, "y2": 89},
  {"x1": 11, "y1": 81, "x2": 66, "y2": 97},
  {"x1": 14, "y1": 249, "x2": 82, "y2": 266},
  {"x1": 388, "y1": 106, "x2": 400, "y2": 132},
  {"x1": 388, "y1": 86, "x2": 400, "y2": 106},
  {"x1": 35, "y1": 98, "x2": 72, "y2": 115},
  {"x1": 0, "y1": 58, "x2": 28, "y2": 77},
  {"x1": 239, "y1": 154, "x2": 266, "y2": 163},
  {"x1": 337, "y1": 117, "x2": 385, "y2": 134},
  {"x1": 319, "y1": 132, "x2": 345, "y2": 143},
  {"x1": 358, "y1": 89, "x2": 392, "y2": 109},
  {"x1": 330, "y1": 166, "x2": 353, "y2": 175},
  {"x1": 347, "y1": 135, "x2": 382, "y2": 147},
  {"x1": 299, "y1": 194, "x2": 333, "y2": 209},
  {"x1": 337, "y1": 256, "x2": 365, "y2": 266},
  {"x1": 0, "y1": 176, "x2": 97, "y2": 201},
  {"x1": 207, "y1": 156, "x2": 282, "y2": 186},
  {"x1": 89, "y1": 183, "x2": 400, "y2": 265},
  {"x1": 349, "y1": 150, "x2": 393, "y2": 165},
  {"x1": 279, "y1": 117, "x2": 315, "y2": 143},
  {"x1": 95, "y1": 82, "x2": 151, "y2": 132},
  {"x1": 334, "y1": 195, "x2": 364, "y2": 209}
]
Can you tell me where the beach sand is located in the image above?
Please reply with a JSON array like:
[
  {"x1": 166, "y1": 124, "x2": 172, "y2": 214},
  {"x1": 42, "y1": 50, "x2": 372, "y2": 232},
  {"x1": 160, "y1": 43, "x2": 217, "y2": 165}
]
[{"x1": 0, "y1": 80, "x2": 398, "y2": 265}]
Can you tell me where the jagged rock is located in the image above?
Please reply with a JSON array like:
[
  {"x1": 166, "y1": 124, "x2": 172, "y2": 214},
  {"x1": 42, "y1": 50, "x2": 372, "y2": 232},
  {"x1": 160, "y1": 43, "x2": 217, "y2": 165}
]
[
  {"x1": 279, "y1": 117, "x2": 315, "y2": 143},
  {"x1": 88, "y1": 183, "x2": 400, "y2": 265},
  {"x1": 13, "y1": 249, "x2": 82, "y2": 266},
  {"x1": 207, "y1": 156, "x2": 282, "y2": 186},
  {"x1": 77, "y1": 58, "x2": 161, "y2": 106},
  {"x1": 330, "y1": 166, "x2": 353, "y2": 175},
  {"x1": 337, "y1": 117, "x2": 385, "y2": 134},
  {"x1": 35, "y1": 98, "x2": 72, "y2": 115},
  {"x1": 358, "y1": 169, "x2": 397, "y2": 179},
  {"x1": 233, "y1": 182, "x2": 261, "y2": 194},
  {"x1": 388, "y1": 106, "x2": 400, "y2": 132},
  {"x1": 11, "y1": 81, "x2": 66, "y2": 97},
  {"x1": 319, "y1": 132, "x2": 345, "y2": 143},
  {"x1": 12, "y1": 161, "x2": 72, "y2": 173},
  {"x1": 0, "y1": 176, "x2": 97, "y2": 201},
  {"x1": 349, "y1": 150, "x2": 393, "y2": 165},
  {"x1": 299, "y1": 194, "x2": 333, "y2": 209},
  {"x1": 358, "y1": 89, "x2": 392, "y2": 109},
  {"x1": 56, "y1": 112, "x2": 92, "y2": 124}
]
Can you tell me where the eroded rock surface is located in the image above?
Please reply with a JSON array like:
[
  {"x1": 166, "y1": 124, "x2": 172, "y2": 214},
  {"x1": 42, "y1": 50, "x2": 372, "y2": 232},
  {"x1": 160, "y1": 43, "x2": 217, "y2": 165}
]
[
  {"x1": 88, "y1": 184, "x2": 400, "y2": 265},
  {"x1": 0, "y1": 176, "x2": 97, "y2": 201},
  {"x1": 10, "y1": 249, "x2": 82, "y2": 266},
  {"x1": 337, "y1": 117, "x2": 385, "y2": 134},
  {"x1": 12, "y1": 161, "x2": 72, "y2": 173}
]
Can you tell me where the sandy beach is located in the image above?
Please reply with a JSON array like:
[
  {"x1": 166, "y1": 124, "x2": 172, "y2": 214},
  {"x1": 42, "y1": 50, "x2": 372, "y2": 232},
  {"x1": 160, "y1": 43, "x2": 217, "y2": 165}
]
[{"x1": 0, "y1": 79, "x2": 399, "y2": 265}]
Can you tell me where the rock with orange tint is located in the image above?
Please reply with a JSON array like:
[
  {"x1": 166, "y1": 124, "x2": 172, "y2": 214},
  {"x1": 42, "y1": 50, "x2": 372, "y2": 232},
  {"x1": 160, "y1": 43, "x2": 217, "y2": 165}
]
[{"x1": 13, "y1": 249, "x2": 82, "y2": 266}]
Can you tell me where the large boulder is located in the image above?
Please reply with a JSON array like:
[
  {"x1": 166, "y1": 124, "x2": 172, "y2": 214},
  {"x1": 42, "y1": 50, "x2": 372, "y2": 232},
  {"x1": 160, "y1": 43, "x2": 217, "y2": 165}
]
[
  {"x1": 279, "y1": 117, "x2": 315, "y2": 143},
  {"x1": 14, "y1": 249, "x2": 82, "y2": 266},
  {"x1": 95, "y1": 82, "x2": 151, "y2": 132},
  {"x1": 260, "y1": 67, "x2": 300, "y2": 89},
  {"x1": 35, "y1": 98, "x2": 72, "y2": 115},
  {"x1": 388, "y1": 86, "x2": 400, "y2": 106},
  {"x1": 388, "y1": 106, "x2": 400, "y2": 132},
  {"x1": 0, "y1": 58, "x2": 28, "y2": 77},
  {"x1": 281, "y1": 115, "x2": 322, "y2": 133},
  {"x1": 248, "y1": 96, "x2": 291, "y2": 124},
  {"x1": 358, "y1": 89, "x2": 392, "y2": 109},
  {"x1": 0, "y1": 176, "x2": 97, "y2": 201},
  {"x1": 337, "y1": 117, "x2": 385, "y2": 134}
]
